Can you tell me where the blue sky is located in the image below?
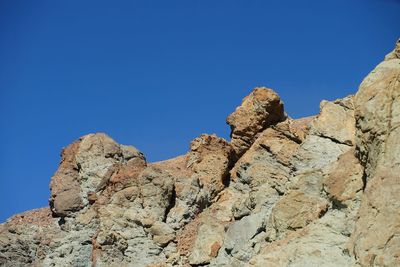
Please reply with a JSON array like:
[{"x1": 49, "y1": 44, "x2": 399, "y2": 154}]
[{"x1": 0, "y1": 0, "x2": 399, "y2": 222}]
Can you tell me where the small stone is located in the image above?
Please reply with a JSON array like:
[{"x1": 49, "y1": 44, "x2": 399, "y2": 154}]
[{"x1": 87, "y1": 192, "x2": 97, "y2": 204}]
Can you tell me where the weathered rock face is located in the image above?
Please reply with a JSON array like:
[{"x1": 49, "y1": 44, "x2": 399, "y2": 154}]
[
  {"x1": 49, "y1": 133, "x2": 146, "y2": 217},
  {"x1": 1, "y1": 40, "x2": 399, "y2": 267},
  {"x1": 349, "y1": 39, "x2": 400, "y2": 267},
  {"x1": 227, "y1": 87, "x2": 286, "y2": 156},
  {"x1": 188, "y1": 134, "x2": 236, "y2": 200}
]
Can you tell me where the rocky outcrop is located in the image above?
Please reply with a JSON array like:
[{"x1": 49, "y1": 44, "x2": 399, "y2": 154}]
[
  {"x1": 187, "y1": 134, "x2": 236, "y2": 200},
  {"x1": 49, "y1": 133, "x2": 146, "y2": 217},
  {"x1": 1, "y1": 40, "x2": 399, "y2": 267},
  {"x1": 227, "y1": 87, "x2": 286, "y2": 156},
  {"x1": 349, "y1": 39, "x2": 400, "y2": 267}
]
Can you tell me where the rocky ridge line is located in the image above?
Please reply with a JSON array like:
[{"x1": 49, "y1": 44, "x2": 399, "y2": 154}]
[{"x1": 0, "y1": 39, "x2": 399, "y2": 267}]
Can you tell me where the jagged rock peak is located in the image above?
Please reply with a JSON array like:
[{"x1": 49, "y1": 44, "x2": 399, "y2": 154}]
[
  {"x1": 49, "y1": 133, "x2": 145, "y2": 217},
  {"x1": 227, "y1": 87, "x2": 286, "y2": 156},
  {"x1": 1, "y1": 39, "x2": 400, "y2": 267}
]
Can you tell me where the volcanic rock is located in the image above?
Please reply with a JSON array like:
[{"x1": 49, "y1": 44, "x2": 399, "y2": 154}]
[
  {"x1": 1, "y1": 40, "x2": 400, "y2": 267},
  {"x1": 226, "y1": 87, "x2": 286, "y2": 156}
]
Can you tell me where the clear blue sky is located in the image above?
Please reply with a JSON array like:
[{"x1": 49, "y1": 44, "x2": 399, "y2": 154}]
[{"x1": 0, "y1": 0, "x2": 399, "y2": 222}]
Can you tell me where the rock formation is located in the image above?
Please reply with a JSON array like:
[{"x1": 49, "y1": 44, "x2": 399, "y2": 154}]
[{"x1": 1, "y1": 40, "x2": 399, "y2": 267}]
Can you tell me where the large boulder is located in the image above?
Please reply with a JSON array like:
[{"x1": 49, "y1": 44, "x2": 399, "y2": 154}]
[
  {"x1": 227, "y1": 87, "x2": 286, "y2": 156},
  {"x1": 49, "y1": 133, "x2": 145, "y2": 217}
]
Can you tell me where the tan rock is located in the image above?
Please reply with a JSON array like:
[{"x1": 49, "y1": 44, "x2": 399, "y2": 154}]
[
  {"x1": 4, "y1": 208, "x2": 54, "y2": 228},
  {"x1": 50, "y1": 133, "x2": 145, "y2": 217},
  {"x1": 150, "y1": 154, "x2": 192, "y2": 178},
  {"x1": 152, "y1": 155, "x2": 199, "y2": 228},
  {"x1": 176, "y1": 217, "x2": 202, "y2": 257},
  {"x1": 323, "y1": 148, "x2": 364, "y2": 205},
  {"x1": 0, "y1": 208, "x2": 60, "y2": 266},
  {"x1": 138, "y1": 166, "x2": 175, "y2": 222},
  {"x1": 149, "y1": 222, "x2": 175, "y2": 246},
  {"x1": 310, "y1": 96, "x2": 356, "y2": 145},
  {"x1": 349, "y1": 42, "x2": 400, "y2": 267},
  {"x1": 227, "y1": 87, "x2": 286, "y2": 156},
  {"x1": 109, "y1": 157, "x2": 147, "y2": 191},
  {"x1": 269, "y1": 190, "x2": 329, "y2": 239},
  {"x1": 175, "y1": 188, "x2": 235, "y2": 262},
  {"x1": 76, "y1": 207, "x2": 97, "y2": 225},
  {"x1": 292, "y1": 134, "x2": 351, "y2": 175},
  {"x1": 282, "y1": 116, "x2": 314, "y2": 142},
  {"x1": 247, "y1": 213, "x2": 354, "y2": 267},
  {"x1": 188, "y1": 219, "x2": 225, "y2": 265},
  {"x1": 207, "y1": 188, "x2": 237, "y2": 222},
  {"x1": 231, "y1": 126, "x2": 300, "y2": 192},
  {"x1": 75, "y1": 133, "x2": 126, "y2": 200},
  {"x1": 188, "y1": 134, "x2": 236, "y2": 199},
  {"x1": 353, "y1": 53, "x2": 400, "y2": 176},
  {"x1": 350, "y1": 172, "x2": 400, "y2": 267},
  {"x1": 49, "y1": 140, "x2": 84, "y2": 216},
  {"x1": 3, "y1": 40, "x2": 400, "y2": 267}
]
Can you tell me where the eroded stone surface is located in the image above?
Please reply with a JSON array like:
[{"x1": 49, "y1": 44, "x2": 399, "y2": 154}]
[
  {"x1": 1, "y1": 40, "x2": 400, "y2": 267},
  {"x1": 349, "y1": 42, "x2": 400, "y2": 267},
  {"x1": 310, "y1": 95, "x2": 356, "y2": 145},
  {"x1": 188, "y1": 134, "x2": 236, "y2": 200},
  {"x1": 323, "y1": 148, "x2": 364, "y2": 205},
  {"x1": 227, "y1": 87, "x2": 286, "y2": 156}
]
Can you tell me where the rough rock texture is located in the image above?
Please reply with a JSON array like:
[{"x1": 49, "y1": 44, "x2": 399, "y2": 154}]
[
  {"x1": 349, "y1": 39, "x2": 400, "y2": 267},
  {"x1": 1, "y1": 40, "x2": 400, "y2": 267},
  {"x1": 188, "y1": 134, "x2": 236, "y2": 200},
  {"x1": 227, "y1": 87, "x2": 286, "y2": 156}
]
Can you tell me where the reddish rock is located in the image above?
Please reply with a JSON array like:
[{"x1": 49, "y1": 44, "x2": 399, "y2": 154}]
[
  {"x1": 49, "y1": 140, "x2": 84, "y2": 217},
  {"x1": 227, "y1": 87, "x2": 286, "y2": 156},
  {"x1": 2, "y1": 40, "x2": 400, "y2": 267},
  {"x1": 188, "y1": 134, "x2": 236, "y2": 199}
]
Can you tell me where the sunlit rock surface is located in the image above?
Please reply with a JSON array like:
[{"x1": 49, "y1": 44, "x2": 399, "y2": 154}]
[{"x1": 1, "y1": 40, "x2": 399, "y2": 267}]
